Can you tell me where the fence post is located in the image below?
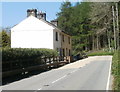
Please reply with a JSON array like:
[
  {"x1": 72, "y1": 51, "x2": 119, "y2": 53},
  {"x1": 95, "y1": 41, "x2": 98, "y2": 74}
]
[
  {"x1": 68, "y1": 56, "x2": 71, "y2": 63},
  {"x1": 49, "y1": 57, "x2": 51, "y2": 64},
  {"x1": 53, "y1": 57, "x2": 54, "y2": 63}
]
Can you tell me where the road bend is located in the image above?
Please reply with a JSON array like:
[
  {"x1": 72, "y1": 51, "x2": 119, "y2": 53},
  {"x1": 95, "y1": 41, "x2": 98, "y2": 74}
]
[{"x1": 2, "y1": 56, "x2": 112, "y2": 90}]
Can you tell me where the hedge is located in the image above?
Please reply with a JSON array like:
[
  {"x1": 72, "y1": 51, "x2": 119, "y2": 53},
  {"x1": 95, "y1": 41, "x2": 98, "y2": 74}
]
[
  {"x1": 2, "y1": 48, "x2": 58, "y2": 72},
  {"x1": 2, "y1": 48, "x2": 58, "y2": 61}
]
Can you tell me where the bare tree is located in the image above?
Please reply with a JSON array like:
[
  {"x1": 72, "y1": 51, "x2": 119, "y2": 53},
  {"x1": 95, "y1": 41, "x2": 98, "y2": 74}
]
[
  {"x1": 116, "y1": 3, "x2": 119, "y2": 49},
  {"x1": 112, "y1": 5, "x2": 117, "y2": 50}
]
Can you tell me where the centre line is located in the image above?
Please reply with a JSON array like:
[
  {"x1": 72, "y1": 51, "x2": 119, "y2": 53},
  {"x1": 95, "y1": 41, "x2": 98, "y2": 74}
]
[
  {"x1": 52, "y1": 75, "x2": 67, "y2": 84},
  {"x1": 70, "y1": 69, "x2": 78, "y2": 73}
]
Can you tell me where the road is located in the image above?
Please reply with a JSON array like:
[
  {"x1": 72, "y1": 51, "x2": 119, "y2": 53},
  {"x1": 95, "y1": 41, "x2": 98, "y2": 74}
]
[{"x1": 1, "y1": 56, "x2": 112, "y2": 91}]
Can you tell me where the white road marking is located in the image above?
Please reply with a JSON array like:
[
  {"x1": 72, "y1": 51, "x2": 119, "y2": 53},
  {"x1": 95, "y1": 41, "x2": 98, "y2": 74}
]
[
  {"x1": 70, "y1": 69, "x2": 78, "y2": 73},
  {"x1": 34, "y1": 88, "x2": 42, "y2": 92},
  {"x1": 38, "y1": 88, "x2": 42, "y2": 90},
  {"x1": 0, "y1": 87, "x2": 2, "y2": 92},
  {"x1": 70, "y1": 70, "x2": 76, "y2": 73},
  {"x1": 106, "y1": 60, "x2": 112, "y2": 90},
  {"x1": 52, "y1": 75, "x2": 67, "y2": 84},
  {"x1": 52, "y1": 69, "x2": 78, "y2": 84}
]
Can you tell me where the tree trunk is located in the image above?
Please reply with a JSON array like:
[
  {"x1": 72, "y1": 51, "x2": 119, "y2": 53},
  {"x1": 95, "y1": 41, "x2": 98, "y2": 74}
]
[
  {"x1": 92, "y1": 34, "x2": 95, "y2": 51},
  {"x1": 98, "y1": 36, "x2": 101, "y2": 49},
  {"x1": 96, "y1": 34, "x2": 99, "y2": 50},
  {"x1": 107, "y1": 29, "x2": 111, "y2": 50},
  {"x1": 116, "y1": 3, "x2": 119, "y2": 49},
  {"x1": 112, "y1": 5, "x2": 117, "y2": 50}
]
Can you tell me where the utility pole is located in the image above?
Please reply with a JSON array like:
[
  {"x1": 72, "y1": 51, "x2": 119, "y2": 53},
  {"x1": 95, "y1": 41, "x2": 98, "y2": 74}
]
[
  {"x1": 112, "y1": 5, "x2": 117, "y2": 50},
  {"x1": 116, "y1": 3, "x2": 119, "y2": 49}
]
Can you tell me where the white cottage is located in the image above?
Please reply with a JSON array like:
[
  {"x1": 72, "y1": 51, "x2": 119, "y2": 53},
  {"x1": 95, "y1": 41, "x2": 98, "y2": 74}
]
[{"x1": 11, "y1": 9, "x2": 72, "y2": 56}]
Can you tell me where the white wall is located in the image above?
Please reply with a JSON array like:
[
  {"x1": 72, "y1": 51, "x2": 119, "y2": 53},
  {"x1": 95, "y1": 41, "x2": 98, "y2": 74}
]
[
  {"x1": 11, "y1": 16, "x2": 72, "y2": 55},
  {"x1": 11, "y1": 29, "x2": 53, "y2": 49}
]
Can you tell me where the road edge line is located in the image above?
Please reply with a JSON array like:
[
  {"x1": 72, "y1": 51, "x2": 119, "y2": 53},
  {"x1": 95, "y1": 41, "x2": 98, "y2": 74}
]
[{"x1": 106, "y1": 57, "x2": 112, "y2": 90}]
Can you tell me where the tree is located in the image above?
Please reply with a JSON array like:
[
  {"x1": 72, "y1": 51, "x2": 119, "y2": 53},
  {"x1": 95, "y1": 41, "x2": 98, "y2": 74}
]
[
  {"x1": 88, "y1": 2, "x2": 116, "y2": 51},
  {"x1": 57, "y1": 2, "x2": 119, "y2": 54},
  {"x1": 0, "y1": 30, "x2": 10, "y2": 47},
  {"x1": 57, "y1": 1, "x2": 73, "y2": 35},
  {"x1": 57, "y1": 2, "x2": 92, "y2": 54},
  {"x1": 116, "y1": 3, "x2": 119, "y2": 49}
]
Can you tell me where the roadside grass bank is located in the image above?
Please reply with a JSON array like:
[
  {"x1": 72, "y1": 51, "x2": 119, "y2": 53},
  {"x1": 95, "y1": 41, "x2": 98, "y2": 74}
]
[
  {"x1": 112, "y1": 50, "x2": 120, "y2": 90},
  {"x1": 87, "y1": 50, "x2": 114, "y2": 56}
]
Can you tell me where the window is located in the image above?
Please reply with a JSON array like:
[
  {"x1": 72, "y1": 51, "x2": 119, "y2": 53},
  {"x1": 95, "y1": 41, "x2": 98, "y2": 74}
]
[
  {"x1": 69, "y1": 49, "x2": 70, "y2": 56},
  {"x1": 56, "y1": 48, "x2": 59, "y2": 52},
  {"x1": 56, "y1": 32, "x2": 58, "y2": 41},
  {"x1": 62, "y1": 35, "x2": 64, "y2": 42},
  {"x1": 60, "y1": 48, "x2": 62, "y2": 56},
  {"x1": 68, "y1": 37, "x2": 70, "y2": 44},
  {"x1": 63, "y1": 48, "x2": 65, "y2": 56},
  {"x1": 66, "y1": 48, "x2": 68, "y2": 56},
  {"x1": 56, "y1": 48, "x2": 60, "y2": 55}
]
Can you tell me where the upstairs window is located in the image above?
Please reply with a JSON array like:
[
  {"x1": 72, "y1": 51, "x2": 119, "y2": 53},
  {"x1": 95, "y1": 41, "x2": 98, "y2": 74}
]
[
  {"x1": 62, "y1": 35, "x2": 64, "y2": 42},
  {"x1": 56, "y1": 32, "x2": 58, "y2": 41},
  {"x1": 69, "y1": 49, "x2": 71, "y2": 56}
]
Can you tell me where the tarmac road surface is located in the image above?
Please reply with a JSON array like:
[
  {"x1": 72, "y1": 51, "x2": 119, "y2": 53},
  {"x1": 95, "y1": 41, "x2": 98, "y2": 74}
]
[{"x1": 2, "y1": 56, "x2": 112, "y2": 91}]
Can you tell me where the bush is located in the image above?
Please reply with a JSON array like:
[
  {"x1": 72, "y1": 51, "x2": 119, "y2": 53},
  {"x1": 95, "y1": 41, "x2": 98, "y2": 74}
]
[
  {"x1": 112, "y1": 50, "x2": 120, "y2": 90},
  {"x1": 2, "y1": 48, "x2": 58, "y2": 72},
  {"x1": 2, "y1": 48, "x2": 58, "y2": 61}
]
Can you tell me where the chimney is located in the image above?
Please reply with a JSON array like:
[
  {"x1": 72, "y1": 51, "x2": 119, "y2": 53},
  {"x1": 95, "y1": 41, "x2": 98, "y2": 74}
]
[
  {"x1": 51, "y1": 19, "x2": 58, "y2": 26},
  {"x1": 37, "y1": 11, "x2": 46, "y2": 20},
  {"x1": 27, "y1": 9, "x2": 37, "y2": 17}
]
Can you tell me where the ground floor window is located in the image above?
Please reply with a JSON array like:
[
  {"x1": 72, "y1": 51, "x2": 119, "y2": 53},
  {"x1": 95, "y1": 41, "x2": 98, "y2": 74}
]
[
  {"x1": 56, "y1": 48, "x2": 59, "y2": 52},
  {"x1": 63, "y1": 48, "x2": 65, "y2": 57},
  {"x1": 66, "y1": 48, "x2": 68, "y2": 56}
]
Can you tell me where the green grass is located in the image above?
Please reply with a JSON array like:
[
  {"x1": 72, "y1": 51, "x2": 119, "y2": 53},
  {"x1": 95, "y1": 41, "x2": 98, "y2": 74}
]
[
  {"x1": 87, "y1": 50, "x2": 114, "y2": 56},
  {"x1": 112, "y1": 50, "x2": 120, "y2": 90}
]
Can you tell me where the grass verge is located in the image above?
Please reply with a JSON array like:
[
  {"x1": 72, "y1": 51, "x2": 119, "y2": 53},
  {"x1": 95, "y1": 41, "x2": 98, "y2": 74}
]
[
  {"x1": 112, "y1": 50, "x2": 120, "y2": 90},
  {"x1": 87, "y1": 50, "x2": 114, "y2": 56}
]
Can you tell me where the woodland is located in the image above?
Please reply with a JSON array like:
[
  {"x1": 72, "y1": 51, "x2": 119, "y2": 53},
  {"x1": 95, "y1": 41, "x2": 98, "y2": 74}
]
[{"x1": 56, "y1": 2, "x2": 120, "y2": 54}]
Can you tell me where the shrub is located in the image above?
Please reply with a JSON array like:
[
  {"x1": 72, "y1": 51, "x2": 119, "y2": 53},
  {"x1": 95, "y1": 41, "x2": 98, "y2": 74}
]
[
  {"x1": 2, "y1": 48, "x2": 58, "y2": 72},
  {"x1": 2, "y1": 48, "x2": 58, "y2": 61}
]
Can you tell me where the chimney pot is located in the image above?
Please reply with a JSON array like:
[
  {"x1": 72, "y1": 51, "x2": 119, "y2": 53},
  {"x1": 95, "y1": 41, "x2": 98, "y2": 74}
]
[
  {"x1": 51, "y1": 20, "x2": 58, "y2": 26},
  {"x1": 27, "y1": 9, "x2": 37, "y2": 17}
]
